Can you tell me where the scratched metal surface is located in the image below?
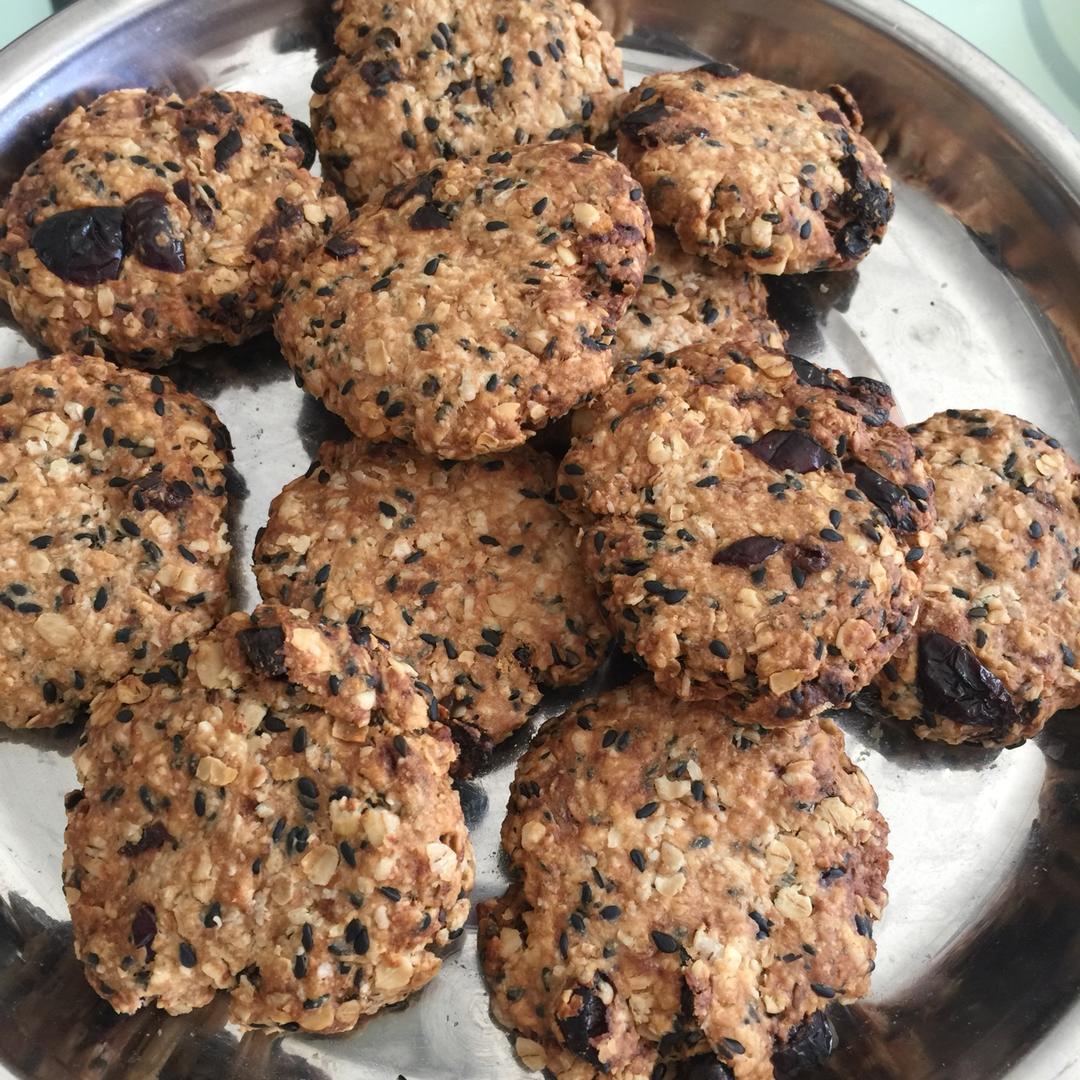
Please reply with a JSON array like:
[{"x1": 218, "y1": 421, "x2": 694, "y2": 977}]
[{"x1": 0, "y1": 1, "x2": 1076, "y2": 1078}]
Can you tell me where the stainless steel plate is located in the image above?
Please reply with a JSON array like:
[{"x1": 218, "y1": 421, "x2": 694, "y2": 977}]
[{"x1": 0, "y1": 1, "x2": 1078, "y2": 1078}]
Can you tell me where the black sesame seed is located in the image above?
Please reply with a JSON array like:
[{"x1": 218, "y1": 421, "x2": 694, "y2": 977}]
[
  {"x1": 635, "y1": 801, "x2": 658, "y2": 819},
  {"x1": 178, "y1": 942, "x2": 197, "y2": 968}
]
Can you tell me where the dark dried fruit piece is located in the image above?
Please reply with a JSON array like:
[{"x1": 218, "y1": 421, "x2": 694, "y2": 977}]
[
  {"x1": 324, "y1": 233, "x2": 360, "y2": 259},
  {"x1": 713, "y1": 535, "x2": 784, "y2": 567},
  {"x1": 916, "y1": 632, "x2": 1022, "y2": 730},
  {"x1": 408, "y1": 203, "x2": 452, "y2": 231},
  {"x1": 846, "y1": 458, "x2": 917, "y2": 533},
  {"x1": 792, "y1": 545, "x2": 830, "y2": 573},
  {"x1": 772, "y1": 1011, "x2": 838, "y2": 1077},
  {"x1": 31, "y1": 206, "x2": 125, "y2": 285},
  {"x1": 697, "y1": 61, "x2": 741, "y2": 79},
  {"x1": 359, "y1": 58, "x2": 404, "y2": 89},
  {"x1": 171, "y1": 178, "x2": 214, "y2": 230},
  {"x1": 131, "y1": 903, "x2": 157, "y2": 949},
  {"x1": 237, "y1": 624, "x2": 287, "y2": 678},
  {"x1": 675, "y1": 1054, "x2": 736, "y2": 1080},
  {"x1": 119, "y1": 820, "x2": 175, "y2": 857},
  {"x1": 556, "y1": 986, "x2": 607, "y2": 1066},
  {"x1": 134, "y1": 471, "x2": 192, "y2": 512},
  {"x1": 124, "y1": 191, "x2": 186, "y2": 274},
  {"x1": 619, "y1": 100, "x2": 670, "y2": 143},
  {"x1": 291, "y1": 120, "x2": 317, "y2": 171},
  {"x1": 788, "y1": 354, "x2": 845, "y2": 393},
  {"x1": 748, "y1": 430, "x2": 832, "y2": 473},
  {"x1": 311, "y1": 58, "x2": 336, "y2": 95}
]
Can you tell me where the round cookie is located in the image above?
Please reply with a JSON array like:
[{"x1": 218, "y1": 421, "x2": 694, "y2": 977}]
[
  {"x1": 479, "y1": 680, "x2": 890, "y2": 1080},
  {"x1": 275, "y1": 140, "x2": 652, "y2": 459},
  {"x1": 556, "y1": 337, "x2": 936, "y2": 722},
  {"x1": 615, "y1": 64, "x2": 893, "y2": 275},
  {"x1": 63, "y1": 603, "x2": 474, "y2": 1031},
  {"x1": 616, "y1": 229, "x2": 783, "y2": 364},
  {"x1": 874, "y1": 409, "x2": 1080, "y2": 746},
  {"x1": 314, "y1": 0, "x2": 624, "y2": 204},
  {"x1": 0, "y1": 353, "x2": 231, "y2": 729},
  {"x1": 0, "y1": 88, "x2": 345, "y2": 366},
  {"x1": 254, "y1": 441, "x2": 611, "y2": 758}
]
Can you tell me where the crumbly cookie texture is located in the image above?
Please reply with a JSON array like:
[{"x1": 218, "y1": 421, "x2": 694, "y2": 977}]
[
  {"x1": 0, "y1": 353, "x2": 231, "y2": 729},
  {"x1": 275, "y1": 141, "x2": 652, "y2": 459},
  {"x1": 254, "y1": 441, "x2": 610, "y2": 758},
  {"x1": 479, "y1": 680, "x2": 890, "y2": 1080},
  {"x1": 314, "y1": 0, "x2": 624, "y2": 204},
  {"x1": 0, "y1": 88, "x2": 345, "y2": 366},
  {"x1": 615, "y1": 64, "x2": 893, "y2": 275},
  {"x1": 874, "y1": 409, "x2": 1080, "y2": 746},
  {"x1": 63, "y1": 603, "x2": 474, "y2": 1032},
  {"x1": 557, "y1": 337, "x2": 936, "y2": 721}
]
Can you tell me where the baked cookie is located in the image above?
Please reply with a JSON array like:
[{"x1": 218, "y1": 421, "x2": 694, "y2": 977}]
[
  {"x1": 616, "y1": 229, "x2": 783, "y2": 363},
  {"x1": 0, "y1": 353, "x2": 231, "y2": 729},
  {"x1": 479, "y1": 680, "x2": 890, "y2": 1079},
  {"x1": 275, "y1": 141, "x2": 652, "y2": 458},
  {"x1": 874, "y1": 409, "x2": 1080, "y2": 746},
  {"x1": 0, "y1": 88, "x2": 345, "y2": 366},
  {"x1": 615, "y1": 65, "x2": 893, "y2": 275},
  {"x1": 63, "y1": 603, "x2": 474, "y2": 1031},
  {"x1": 313, "y1": 0, "x2": 623, "y2": 204},
  {"x1": 557, "y1": 337, "x2": 935, "y2": 722},
  {"x1": 254, "y1": 441, "x2": 610, "y2": 757}
]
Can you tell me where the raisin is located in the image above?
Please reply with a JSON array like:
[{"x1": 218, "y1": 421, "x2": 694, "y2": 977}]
[
  {"x1": 845, "y1": 459, "x2": 916, "y2": 532},
  {"x1": 31, "y1": 207, "x2": 124, "y2": 285},
  {"x1": 213, "y1": 127, "x2": 243, "y2": 170},
  {"x1": 291, "y1": 120, "x2": 317, "y2": 171},
  {"x1": 311, "y1": 58, "x2": 336, "y2": 95},
  {"x1": 324, "y1": 233, "x2": 359, "y2": 259},
  {"x1": 556, "y1": 986, "x2": 607, "y2": 1066},
  {"x1": 788, "y1": 354, "x2": 845, "y2": 393},
  {"x1": 748, "y1": 430, "x2": 832, "y2": 473},
  {"x1": 675, "y1": 1054, "x2": 736, "y2": 1080},
  {"x1": 916, "y1": 632, "x2": 1022, "y2": 730},
  {"x1": 134, "y1": 471, "x2": 192, "y2": 512},
  {"x1": 408, "y1": 203, "x2": 452, "y2": 231},
  {"x1": 124, "y1": 191, "x2": 186, "y2": 274},
  {"x1": 237, "y1": 625, "x2": 287, "y2": 678},
  {"x1": 359, "y1": 58, "x2": 403, "y2": 89},
  {"x1": 697, "y1": 61, "x2": 741, "y2": 78},
  {"x1": 713, "y1": 535, "x2": 784, "y2": 567},
  {"x1": 618, "y1": 100, "x2": 669, "y2": 143},
  {"x1": 119, "y1": 821, "x2": 175, "y2": 857},
  {"x1": 171, "y1": 179, "x2": 214, "y2": 230},
  {"x1": 772, "y1": 1011, "x2": 838, "y2": 1077},
  {"x1": 792, "y1": 545, "x2": 830, "y2": 573},
  {"x1": 131, "y1": 904, "x2": 157, "y2": 949}
]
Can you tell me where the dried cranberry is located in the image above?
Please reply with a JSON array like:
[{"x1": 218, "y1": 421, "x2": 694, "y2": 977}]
[
  {"x1": 31, "y1": 206, "x2": 125, "y2": 285},
  {"x1": 131, "y1": 904, "x2": 157, "y2": 949},
  {"x1": 713, "y1": 535, "x2": 784, "y2": 567},
  {"x1": 748, "y1": 430, "x2": 832, "y2": 473},
  {"x1": 916, "y1": 632, "x2": 1022, "y2": 729},
  {"x1": 408, "y1": 203, "x2": 452, "y2": 230},
  {"x1": 845, "y1": 458, "x2": 916, "y2": 532},
  {"x1": 124, "y1": 191, "x2": 186, "y2": 274},
  {"x1": 619, "y1": 100, "x2": 669, "y2": 143},
  {"x1": 772, "y1": 1011, "x2": 838, "y2": 1077},
  {"x1": 675, "y1": 1055, "x2": 736, "y2": 1080},
  {"x1": 792, "y1": 545, "x2": 830, "y2": 573},
  {"x1": 237, "y1": 624, "x2": 287, "y2": 678},
  {"x1": 119, "y1": 821, "x2": 175, "y2": 857},
  {"x1": 291, "y1": 120, "x2": 317, "y2": 171},
  {"x1": 556, "y1": 986, "x2": 607, "y2": 1066}
]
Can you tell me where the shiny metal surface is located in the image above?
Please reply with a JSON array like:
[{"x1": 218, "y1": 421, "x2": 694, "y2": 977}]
[{"x1": 0, "y1": 1, "x2": 1077, "y2": 1078}]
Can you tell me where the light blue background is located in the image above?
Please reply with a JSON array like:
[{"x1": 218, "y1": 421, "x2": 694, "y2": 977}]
[{"x1": 2, "y1": 0, "x2": 1078, "y2": 130}]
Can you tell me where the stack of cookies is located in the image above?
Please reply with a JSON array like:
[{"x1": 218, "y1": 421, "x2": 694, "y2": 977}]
[{"x1": 0, "y1": 1, "x2": 1075, "y2": 1077}]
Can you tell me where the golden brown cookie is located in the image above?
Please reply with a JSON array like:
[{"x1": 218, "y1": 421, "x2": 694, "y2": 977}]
[
  {"x1": 63, "y1": 603, "x2": 473, "y2": 1031},
  {"x1": 254, "y1": 441, "x2": 610, "y2": 758},
  {"x1": 314, "y1": 0, "x2": 624, "y2": 203},
  {"x1": 0, "y1": 353, "x2": 231, "y2": 729},
  {"x1": 557, "y1": 338, "x2": 935, "y2": 722},
  {"x1": 874, "y1": 409, "x2": 1080, "y2": 746},
  {"x1": 275, "y1": 141, "x2": 653, "y2": 458},
  {"x1": 480, "y1": 680, "x2": 890, "y2": 1079},
  {"x1": 0, "y1": 89, "x2": 345, "y2": 365},
  {"x1": 615, "y1": 65, "x2": 893, "y2": 275}
]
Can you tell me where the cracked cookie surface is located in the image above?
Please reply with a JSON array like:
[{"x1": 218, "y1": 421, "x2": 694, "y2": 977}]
[
  {"x1": 615, "y1": 65, "x2": 892, "y2": 275},
  {"x1": 0, "y1": 88, "x2": 345, "y2": 365},
  {"x1": 873, "y1": 409, "x2": 1080, "y2": 746},
  {"x1": 275, "y1": 141, "x2": 652, "y2": 459},
  {"x1": 314, "y1": 0, "x2": 623, "y2": 204},
  {"x1": 64, "y1": 602, "x2": 473, "y2": 1031},
  {"x1": 0, "y1": 353, "x2": 231, "y2": 729},
  {"x1": 254, "y1": 441, "x2": 610, "y2": 759},
  {"x1": 557, "y1": 337, "x2": 935, "y2": 722},
  {"x1": 479, "y1": 680, "x2": 889, "y2": 1079}
]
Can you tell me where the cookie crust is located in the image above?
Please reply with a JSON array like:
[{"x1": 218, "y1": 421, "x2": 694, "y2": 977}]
[{"x1": 63, "y1": 603, "x2": 473, "y2": 1031}]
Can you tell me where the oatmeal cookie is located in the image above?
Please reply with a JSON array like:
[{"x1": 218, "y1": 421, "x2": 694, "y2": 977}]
[
  {"x1": 479, "y1": 680, "x2": 890, "y2": 1079},
  {"x1": 313, "y1": 0, "x2": 623, "y2": 204},
  {"x1": 615, "y1": 65, "x2": 893, "y2": 275},
  {"x1": 616, "y1": 229, "x2": 783, "y2": 364},
  {"x1": 874, "y1": 409, "x2": 1080, "y2": 746},
  {"x1": 63, "y1": 603, "x2": 474, "y2": 1031},
  {"x1": 275, "y1": 141, "x2": 652, "y2": 459},
  {"x1": 0, "y1": 353, "x2": 231, "y2": 729},
  {"x1": 557, "y1": 338, "x2": 935, "y2": 721},
  {"x1": 0, "y1": 88, "x2": 345, "y2": 366},
  {"x1": 254, "y1": 441, "x2": 610, "y2": 756}
]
